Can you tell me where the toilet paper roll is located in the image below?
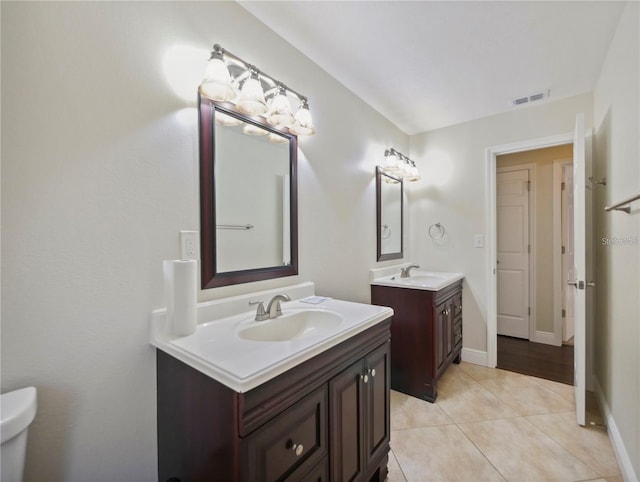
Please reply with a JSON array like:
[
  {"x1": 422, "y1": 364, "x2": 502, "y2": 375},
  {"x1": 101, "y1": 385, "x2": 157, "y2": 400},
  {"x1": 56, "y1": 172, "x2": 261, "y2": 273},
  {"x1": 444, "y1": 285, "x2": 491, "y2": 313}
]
[{"x1": 163, "y1": 259, "x2": 197, "y2": 336}]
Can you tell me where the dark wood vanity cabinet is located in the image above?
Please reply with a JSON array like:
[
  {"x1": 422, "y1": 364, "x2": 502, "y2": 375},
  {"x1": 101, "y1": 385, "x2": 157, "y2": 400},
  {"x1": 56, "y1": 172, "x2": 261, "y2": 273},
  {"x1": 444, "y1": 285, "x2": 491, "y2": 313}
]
[
  {"x1": 371, "y1": 281, "x2": 462, "y2": 402},
  {"x1": 157, "y1": 318, "x2": 391, "y2": 482}
]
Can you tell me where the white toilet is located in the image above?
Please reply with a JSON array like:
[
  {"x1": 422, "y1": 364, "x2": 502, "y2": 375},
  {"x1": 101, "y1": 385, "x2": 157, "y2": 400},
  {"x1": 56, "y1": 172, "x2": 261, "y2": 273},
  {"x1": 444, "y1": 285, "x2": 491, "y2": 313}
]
[{"x1": 1, "y1": 387, "x2": 37, "y2": 482}]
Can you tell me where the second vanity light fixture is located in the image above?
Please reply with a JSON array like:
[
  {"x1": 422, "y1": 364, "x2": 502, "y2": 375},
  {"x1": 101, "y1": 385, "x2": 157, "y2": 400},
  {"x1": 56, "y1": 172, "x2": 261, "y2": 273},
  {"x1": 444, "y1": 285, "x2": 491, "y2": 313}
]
[
  {"x1": 381, "y1": 148, "x2": 421, "y2": 182},
  {"x1": 199, "y1": 44, "x2": 315, "y2": 136}
]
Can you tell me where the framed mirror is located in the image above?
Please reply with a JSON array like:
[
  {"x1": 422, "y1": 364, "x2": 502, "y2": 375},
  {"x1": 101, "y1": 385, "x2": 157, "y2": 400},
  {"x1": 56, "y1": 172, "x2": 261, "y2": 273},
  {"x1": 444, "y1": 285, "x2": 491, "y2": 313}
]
[
  {"x1": 376, "y1": 166, "x2": 403, "y2": 261},
  {"x1": 199, "y1": 95, "x2": 298, "y2": 289}
]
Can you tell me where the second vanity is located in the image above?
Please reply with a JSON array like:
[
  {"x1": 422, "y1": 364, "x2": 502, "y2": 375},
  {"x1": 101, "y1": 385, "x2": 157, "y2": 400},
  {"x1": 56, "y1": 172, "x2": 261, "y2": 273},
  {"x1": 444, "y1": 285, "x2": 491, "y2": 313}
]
[
  {"x1": 151, "y1": 283, "x2": 393, "y2": 482},
  {"x1": 370, "y1": 269, "x2": 464, "y2": 402}
]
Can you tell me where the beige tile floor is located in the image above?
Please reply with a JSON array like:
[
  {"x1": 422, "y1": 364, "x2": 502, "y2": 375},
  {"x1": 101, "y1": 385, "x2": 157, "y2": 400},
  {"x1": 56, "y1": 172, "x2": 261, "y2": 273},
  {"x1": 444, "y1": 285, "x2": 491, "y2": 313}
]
[{"x1": 387, "y1": 362, "x2": 621, "y2": 482}]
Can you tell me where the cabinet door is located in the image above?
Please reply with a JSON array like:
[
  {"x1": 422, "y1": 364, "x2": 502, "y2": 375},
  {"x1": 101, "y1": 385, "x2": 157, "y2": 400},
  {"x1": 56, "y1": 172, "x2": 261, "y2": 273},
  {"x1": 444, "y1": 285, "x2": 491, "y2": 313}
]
[
  {"x1": 329, "y1": 359, "x2": 365, "y2": 482},
  {"x1": 364, "y1": 341, "x2": 390, "y2": 469},
  {"x1": 435, "y1": 301, "x2": 447, "y2": 372}
]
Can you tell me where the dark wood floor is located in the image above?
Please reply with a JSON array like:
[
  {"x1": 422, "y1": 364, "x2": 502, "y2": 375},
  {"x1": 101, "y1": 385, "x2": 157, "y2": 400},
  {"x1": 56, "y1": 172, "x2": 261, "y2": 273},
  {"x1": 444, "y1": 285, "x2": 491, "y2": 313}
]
[{"x1": 497, "y1": 335, "x2": 574, "y2": 385}]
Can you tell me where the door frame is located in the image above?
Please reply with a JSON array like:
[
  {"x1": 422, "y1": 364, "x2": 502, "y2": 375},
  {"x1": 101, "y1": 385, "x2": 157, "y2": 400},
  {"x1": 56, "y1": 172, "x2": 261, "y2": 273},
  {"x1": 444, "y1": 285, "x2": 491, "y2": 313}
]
[
  {"x1": 485, "y1": 132, "x2": 573, "y2": 368},
  {"x1": 553, "y1": 158, "x2": 574, "y2": 347},
  {"x1": 496, "y1": 164, "x2": 537, "y2": 342}
]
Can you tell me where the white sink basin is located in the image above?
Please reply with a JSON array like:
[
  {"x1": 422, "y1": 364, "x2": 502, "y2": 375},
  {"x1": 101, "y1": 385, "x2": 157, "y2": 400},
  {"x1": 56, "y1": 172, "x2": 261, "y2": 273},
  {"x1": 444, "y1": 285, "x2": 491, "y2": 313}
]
[
  {"x1": 371, "y1": 271, "x2": 464, "y2": 291},
  {"x1": 400, "y1": 275, "x2": 446, "y2": 286},
  {"x1": 238, "y1": 309, "x2": 343, "y2": 342}
]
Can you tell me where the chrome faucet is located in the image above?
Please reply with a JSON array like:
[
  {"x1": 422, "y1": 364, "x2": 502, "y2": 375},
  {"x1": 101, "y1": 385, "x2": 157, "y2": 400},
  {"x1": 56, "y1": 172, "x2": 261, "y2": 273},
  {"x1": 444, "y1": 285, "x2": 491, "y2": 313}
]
[
  {"x1": 255, "y1": 293, "x2": 291, "y2": 321},
  {"x1": 400, "y1": 264, "x2": 420, "y2": 278}
]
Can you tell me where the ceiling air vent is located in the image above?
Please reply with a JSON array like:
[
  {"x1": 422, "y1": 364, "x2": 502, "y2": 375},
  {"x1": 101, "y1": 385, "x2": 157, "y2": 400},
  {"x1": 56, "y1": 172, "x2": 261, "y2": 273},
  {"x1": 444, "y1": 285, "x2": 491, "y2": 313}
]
[{"x1": 512, "y1": 90, "x2": 550, "y2": 106}]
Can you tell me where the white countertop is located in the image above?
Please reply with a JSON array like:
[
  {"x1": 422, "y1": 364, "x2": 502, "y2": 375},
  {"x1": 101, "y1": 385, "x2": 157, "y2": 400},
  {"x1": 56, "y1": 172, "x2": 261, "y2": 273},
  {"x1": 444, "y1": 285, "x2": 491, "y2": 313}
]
[
  {"x1": 150, "y1": 283, "x2": 393, "y2": 393},
  {"x1": 371, "y1": 270, "x2": 464, "y2": 291}
]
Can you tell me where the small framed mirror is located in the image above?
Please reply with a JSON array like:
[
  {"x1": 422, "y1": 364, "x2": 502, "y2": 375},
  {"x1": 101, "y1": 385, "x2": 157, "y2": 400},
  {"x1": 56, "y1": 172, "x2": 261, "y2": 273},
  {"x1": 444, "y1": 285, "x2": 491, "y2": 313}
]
[
  {"x1": 376, "y1": 166, "x2": 403, "y2": 261},
  {"x1": 199, "y1": 95, "x2": 298, "y2": 289}
]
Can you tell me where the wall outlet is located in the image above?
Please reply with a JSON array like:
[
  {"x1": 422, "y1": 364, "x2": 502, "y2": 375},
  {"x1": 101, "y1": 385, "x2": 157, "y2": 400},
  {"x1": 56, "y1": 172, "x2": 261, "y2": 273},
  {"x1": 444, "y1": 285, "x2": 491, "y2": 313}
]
[
  {"x1": 180, "y1": 231, "x2": 199, "y2": 260},
  {"x1": 474, "y1": 234, "x2": 484, "y2": 248}
]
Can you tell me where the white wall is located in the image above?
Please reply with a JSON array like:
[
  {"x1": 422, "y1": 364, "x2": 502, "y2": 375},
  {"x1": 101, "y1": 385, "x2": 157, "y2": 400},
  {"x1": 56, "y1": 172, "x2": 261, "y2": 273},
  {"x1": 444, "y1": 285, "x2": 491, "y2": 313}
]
[
  {"x1": 592, "y1": 2, "x2": 640, "y2": 478},
  {"x1": 0, "y1": 2, "x2": 407, "y2": 480},
  {"x1": 408, "y1": 93, "x2": 593, "y2": 355}
]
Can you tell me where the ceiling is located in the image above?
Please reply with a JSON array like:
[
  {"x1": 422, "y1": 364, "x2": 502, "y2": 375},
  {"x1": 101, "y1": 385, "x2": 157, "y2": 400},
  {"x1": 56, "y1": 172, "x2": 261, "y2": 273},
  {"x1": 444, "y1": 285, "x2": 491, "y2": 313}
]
[{"x1": 239, "y1": 1, "x2": 625, "y2": 135}]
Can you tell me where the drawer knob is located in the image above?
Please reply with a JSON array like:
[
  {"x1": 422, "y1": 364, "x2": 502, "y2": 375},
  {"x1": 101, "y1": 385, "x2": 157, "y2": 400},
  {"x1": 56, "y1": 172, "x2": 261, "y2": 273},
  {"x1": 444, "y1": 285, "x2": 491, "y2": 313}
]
[{"x1": 287, "y1": 439, "x2": 304, "y2": 457}]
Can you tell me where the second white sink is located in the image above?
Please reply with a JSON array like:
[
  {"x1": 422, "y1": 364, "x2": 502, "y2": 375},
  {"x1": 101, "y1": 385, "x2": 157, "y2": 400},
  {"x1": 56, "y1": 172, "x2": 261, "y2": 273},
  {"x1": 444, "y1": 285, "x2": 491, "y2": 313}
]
[
  {"x1": 238, "y1": 309, "x2": 343, "y2": 342},
  {"x1": 371, "y1": 270, "x2": 464, "y2": 291}
]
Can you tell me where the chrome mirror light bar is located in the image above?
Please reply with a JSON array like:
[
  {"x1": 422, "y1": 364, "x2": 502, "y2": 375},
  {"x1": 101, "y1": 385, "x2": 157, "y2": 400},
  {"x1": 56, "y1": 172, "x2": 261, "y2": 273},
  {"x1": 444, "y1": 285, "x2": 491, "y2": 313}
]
[
  {"x1": 381, "y1": 148, "x2": 420, "y2": 182},
  {"x1": 199, "y1": 44, "x2": 315, "y2": 136}
]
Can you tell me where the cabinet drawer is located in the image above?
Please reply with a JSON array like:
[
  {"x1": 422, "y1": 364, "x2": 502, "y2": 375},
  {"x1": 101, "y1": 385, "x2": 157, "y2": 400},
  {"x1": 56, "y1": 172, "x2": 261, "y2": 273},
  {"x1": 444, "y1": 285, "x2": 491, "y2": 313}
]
[
  {"x1": 453, "y1": 320, "x2": 462, "y2": 348},
  {"x1": 243, "y1": 386, "x2": 327, "y2": 481},
  {"x1": 287, "y1": 457, "x2": 329, "y2": 482}
]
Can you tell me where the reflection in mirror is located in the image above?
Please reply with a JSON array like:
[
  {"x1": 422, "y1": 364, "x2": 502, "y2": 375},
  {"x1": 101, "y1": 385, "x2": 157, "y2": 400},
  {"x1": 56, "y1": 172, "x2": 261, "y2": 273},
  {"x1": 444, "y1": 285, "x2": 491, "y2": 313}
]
[
  {"x1": 199, "y1": 95, "x2": 298, "y2": 288},
  {"x1": 376, "y1": 166, "x2": 403, "y2": 261}
]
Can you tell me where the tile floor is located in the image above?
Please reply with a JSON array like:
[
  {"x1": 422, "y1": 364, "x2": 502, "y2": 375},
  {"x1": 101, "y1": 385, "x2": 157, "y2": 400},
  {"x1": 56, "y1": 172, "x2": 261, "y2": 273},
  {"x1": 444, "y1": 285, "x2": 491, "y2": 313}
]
[{"x1": 387, "y1": 362, "x2": 621, "y2": 482}]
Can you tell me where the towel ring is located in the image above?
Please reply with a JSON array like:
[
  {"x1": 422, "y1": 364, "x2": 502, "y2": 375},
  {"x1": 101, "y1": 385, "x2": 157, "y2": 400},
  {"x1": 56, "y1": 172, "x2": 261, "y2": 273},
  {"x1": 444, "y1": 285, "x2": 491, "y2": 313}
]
[
  {"x1": 382, "y1": 224, "x2": 391, "y2": 239},
  {"x1": 428, "y1": 222, "x2": 446, "y2": 240}
]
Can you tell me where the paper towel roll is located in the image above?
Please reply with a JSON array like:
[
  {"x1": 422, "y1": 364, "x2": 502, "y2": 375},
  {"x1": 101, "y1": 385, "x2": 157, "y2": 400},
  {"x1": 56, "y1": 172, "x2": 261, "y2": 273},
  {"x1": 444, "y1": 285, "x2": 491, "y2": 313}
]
[{"x1": 163, "y1": 259, "x2": 197, "y2": 336}]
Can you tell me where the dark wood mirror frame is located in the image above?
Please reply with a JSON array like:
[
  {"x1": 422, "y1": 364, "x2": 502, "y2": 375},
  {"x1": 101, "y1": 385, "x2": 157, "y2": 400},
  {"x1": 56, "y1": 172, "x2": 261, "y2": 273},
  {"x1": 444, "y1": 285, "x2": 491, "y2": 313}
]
[
  {"x1": 376, "y1": 166, "x2": 403, "y2": 261},
  {"x1": 199, "y1": 94, "x2": 299, "y2": 289}
]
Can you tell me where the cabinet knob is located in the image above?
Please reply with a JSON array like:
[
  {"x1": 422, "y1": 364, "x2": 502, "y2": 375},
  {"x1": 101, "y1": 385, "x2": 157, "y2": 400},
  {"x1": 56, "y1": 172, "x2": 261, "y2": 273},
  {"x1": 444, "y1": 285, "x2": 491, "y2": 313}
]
[
  {"x1": 287, "y1": 439, "x2": 304, "y2": 457},
  {"x1": 370, "y1": 368, "x2": 376, "y2": 377},
  {"x1": 361, "y1": 374, "x2": 369, "y2": 384}
]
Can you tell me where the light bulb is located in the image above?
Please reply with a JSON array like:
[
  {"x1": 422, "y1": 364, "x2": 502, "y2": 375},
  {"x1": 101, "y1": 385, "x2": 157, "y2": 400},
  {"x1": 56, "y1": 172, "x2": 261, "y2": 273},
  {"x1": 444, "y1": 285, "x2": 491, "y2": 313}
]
[
  {"x1": 236, "y1": 72, "x2": 267, "y2": 115},
  {"x1": 200, "y1": 51, "x2": 235, "y2": 102},
  {"x1": 215, "y1": 111, "x2": 242, "y2": 127},
  {"x1": 289, "y1": 100, "x2": 315, "y2": 136},
  {"x1": 383, "y1": 150, "x2": 399, "y2": 171},
  {"x1": 242, "y1": 122, "x2": 268, "y2": 136},
  {"x1": 268, "y1": 132, "x2": 288, "y2": 144},
  {"x1": 266, "y1": 86, "x2": 294, "y2": 127}
]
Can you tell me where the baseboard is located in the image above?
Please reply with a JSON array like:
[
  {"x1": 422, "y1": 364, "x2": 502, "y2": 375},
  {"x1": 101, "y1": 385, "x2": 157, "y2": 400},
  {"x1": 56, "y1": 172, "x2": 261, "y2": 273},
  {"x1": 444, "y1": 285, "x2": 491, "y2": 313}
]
[
  {"x1": 533, "y1": 330, "x2": 560, "y2": 346},
  {"x1": 461, "y1": 347, "x2": 488, "y2": 367},
  {"x1": 593, "y1": 377, "x2": 638, "y2": 482}
]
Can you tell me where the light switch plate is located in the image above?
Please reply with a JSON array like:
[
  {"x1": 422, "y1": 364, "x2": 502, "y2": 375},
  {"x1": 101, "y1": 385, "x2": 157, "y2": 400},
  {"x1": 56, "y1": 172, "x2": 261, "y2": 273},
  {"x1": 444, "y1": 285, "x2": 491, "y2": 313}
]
[
  {"x1": 180, "y1": 231, "x2": 199, "y2": 260},
  {"x1": 474, "y1": 234, "x2": 484, "y2": 248}
]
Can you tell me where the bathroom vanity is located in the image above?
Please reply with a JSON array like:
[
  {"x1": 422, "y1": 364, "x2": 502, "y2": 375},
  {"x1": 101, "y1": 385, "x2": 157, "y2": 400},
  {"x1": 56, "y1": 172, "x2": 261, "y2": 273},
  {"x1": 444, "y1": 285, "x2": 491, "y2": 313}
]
[
  {"x1": 151, "y1": 283, "x2": 392, "y2": 482},
  {"x1": 371, "y1": 271, "x2": 463, "y2": 402}
]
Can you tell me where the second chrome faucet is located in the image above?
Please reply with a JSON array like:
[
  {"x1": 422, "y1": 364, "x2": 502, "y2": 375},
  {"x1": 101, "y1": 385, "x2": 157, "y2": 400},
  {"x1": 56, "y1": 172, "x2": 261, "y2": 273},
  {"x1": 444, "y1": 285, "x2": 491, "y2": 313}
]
[
  {"x1": 400, "y1": 265, "x2": 420, "y2": 278},
  {"x1": 255, "y1": 293, "x2": 291, "y2": 321}
]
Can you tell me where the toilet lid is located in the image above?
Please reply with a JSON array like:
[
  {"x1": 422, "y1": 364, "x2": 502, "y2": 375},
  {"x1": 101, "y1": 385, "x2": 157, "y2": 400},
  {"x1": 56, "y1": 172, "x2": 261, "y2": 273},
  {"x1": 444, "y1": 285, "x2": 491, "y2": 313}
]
[{"x1": 1, "y1": 387, "x2": 37, "y2": 444}]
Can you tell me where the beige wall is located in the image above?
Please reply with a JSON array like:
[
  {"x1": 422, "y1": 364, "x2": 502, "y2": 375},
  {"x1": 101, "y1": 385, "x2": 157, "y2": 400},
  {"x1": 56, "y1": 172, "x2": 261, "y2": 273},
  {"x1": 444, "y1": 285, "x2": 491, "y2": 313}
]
[
  {"x1": 497, "y1": 144, "x2": 573, "y2": 335},
  {"x1": 409, "y1": 93, "x2": 593, "y2": 355},
  {"x1": 0, "y1": 2, "x2": 407, "y2": 480},
  {"x1": 593, "y1": 2, "x2": 639, "y2": 478}
]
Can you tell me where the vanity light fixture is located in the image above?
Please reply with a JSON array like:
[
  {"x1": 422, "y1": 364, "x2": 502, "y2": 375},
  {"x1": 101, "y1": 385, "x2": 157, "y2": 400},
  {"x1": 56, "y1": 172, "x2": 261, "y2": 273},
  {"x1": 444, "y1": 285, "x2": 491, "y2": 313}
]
[
  {"x1": 199, "y1": 43, "x2": 315, "y2": 136},
  {"x1": 382, "y1": 148, "x2": 420, "y2": 182}
]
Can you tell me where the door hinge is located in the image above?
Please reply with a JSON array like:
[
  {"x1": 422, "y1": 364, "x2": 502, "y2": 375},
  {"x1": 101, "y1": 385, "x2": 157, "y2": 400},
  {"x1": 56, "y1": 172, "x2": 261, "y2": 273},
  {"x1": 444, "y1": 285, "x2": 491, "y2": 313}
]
[
  {"x1": 528, "y1": 306, "x2": 531, "y2": 316},
  {"x1": 526, "y1": 181, "x2": 531, "y2": 192},
  {"x1": 561, "y1": 182, "x2": 566, "y2": 191},
  {"x1": 562, "y1": 245, "x2": 566, "y2": 254},
  {"x1": 562, "y1": 309, "x2": 566, "y2": 318}
]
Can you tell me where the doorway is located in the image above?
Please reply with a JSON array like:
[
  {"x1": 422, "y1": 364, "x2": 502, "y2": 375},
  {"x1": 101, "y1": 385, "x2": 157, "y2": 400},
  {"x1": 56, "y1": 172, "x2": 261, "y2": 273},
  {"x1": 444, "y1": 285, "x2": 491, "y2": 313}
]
[{"x1": 494, "y1": 144, "x2": 575, "y2": 384}]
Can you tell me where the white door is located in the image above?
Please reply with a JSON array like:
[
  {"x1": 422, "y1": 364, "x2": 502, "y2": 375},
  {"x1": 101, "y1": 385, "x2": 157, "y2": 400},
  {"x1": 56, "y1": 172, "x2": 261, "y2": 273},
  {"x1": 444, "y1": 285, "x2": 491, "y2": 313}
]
[
  {"x1": 497, "y1": 168, "x2": 530, "y2": 339},
  {"x1": 570, "y1": 113, "x2": 586, "y2": 426},
  {"x1": 562, "y1": 165, "x2": 575, "y2": 342}
]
